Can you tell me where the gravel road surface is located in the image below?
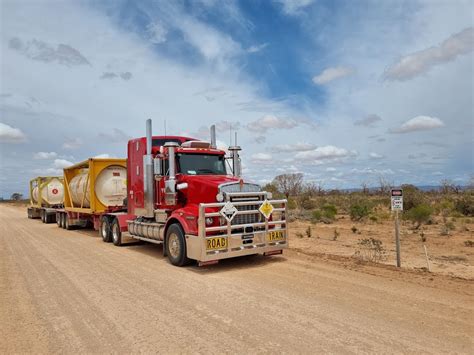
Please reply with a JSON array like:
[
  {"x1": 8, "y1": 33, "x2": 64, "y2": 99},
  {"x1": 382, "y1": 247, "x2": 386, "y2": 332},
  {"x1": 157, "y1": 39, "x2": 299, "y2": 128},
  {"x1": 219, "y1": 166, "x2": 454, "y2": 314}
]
[{"x1": 1, "y1": 205, "x2": 472, "y2": 353}]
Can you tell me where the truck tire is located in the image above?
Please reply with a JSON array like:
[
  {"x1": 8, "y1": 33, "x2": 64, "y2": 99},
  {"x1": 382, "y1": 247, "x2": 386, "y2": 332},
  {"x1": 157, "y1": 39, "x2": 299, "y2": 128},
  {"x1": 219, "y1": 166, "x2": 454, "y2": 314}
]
[
  {"x1": 65, "y1": 214, "x2": 72, "y2": 230},
  {"x1": 56, "y1": 213, "x2": 61, "y2": 227},
  {"x1": 100, "y1": 217, "x2": 112, "y2": 243},
  {"x1": 41, "y1": 210, "x2": 46, "y2": 223},
  {"x1": 111, "y1": 218, "x2": 122, "y2": 246},
  {"x1": 60, "y1": 213, "x2": 66, "y2": 229},
  {"x1": 27, "y1": 208, "x2": 32, "y2": 219},
  {"x1": 165, "y1": 224, "x2": 190, "y2": 267}
]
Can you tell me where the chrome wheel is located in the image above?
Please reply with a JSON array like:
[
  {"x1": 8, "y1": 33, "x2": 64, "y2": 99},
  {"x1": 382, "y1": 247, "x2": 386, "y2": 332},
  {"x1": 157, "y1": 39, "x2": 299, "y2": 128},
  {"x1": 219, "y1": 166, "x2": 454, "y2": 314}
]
[
  {"x1": 112, "y1": 219, "x2": 122, "y2": 246},
  {"x1": 168, "y1": 233, "x2": 180, "y2": 259}
]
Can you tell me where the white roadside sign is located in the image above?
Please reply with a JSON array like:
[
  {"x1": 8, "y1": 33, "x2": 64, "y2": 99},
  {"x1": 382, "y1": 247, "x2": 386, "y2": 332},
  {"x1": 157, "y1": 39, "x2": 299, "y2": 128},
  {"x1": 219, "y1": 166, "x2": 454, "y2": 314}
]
[{"x1": 391, "y1": 189, "x2": 403, "y2": 211}]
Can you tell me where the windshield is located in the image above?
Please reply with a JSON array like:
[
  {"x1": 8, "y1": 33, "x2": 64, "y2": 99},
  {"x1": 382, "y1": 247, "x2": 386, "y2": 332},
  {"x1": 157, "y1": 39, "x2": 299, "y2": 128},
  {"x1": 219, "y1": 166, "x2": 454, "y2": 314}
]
[{"x1": 177, "y1": 153, "x2": 227, "y2": 175}]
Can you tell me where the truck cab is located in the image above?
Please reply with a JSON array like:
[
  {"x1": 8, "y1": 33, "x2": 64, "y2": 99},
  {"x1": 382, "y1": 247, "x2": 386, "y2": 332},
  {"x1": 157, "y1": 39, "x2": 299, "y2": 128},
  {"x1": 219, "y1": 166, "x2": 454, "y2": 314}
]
[{"x1": 114, "y1": 120, "x2": 288, "y2": 266}]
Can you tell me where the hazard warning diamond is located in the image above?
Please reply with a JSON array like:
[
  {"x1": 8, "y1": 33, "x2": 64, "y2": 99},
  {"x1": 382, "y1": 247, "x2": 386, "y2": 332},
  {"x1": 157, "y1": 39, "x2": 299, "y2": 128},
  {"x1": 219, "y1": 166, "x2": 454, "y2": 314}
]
[{"x1": 259, "y1": 200, "x2": 274, "y2": 219}]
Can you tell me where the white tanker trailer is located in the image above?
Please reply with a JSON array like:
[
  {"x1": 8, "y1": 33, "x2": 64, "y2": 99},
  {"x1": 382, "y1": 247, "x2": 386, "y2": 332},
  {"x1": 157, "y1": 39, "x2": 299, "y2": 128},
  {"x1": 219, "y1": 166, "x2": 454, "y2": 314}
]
[
  {"x1": 55, "y1": 158, "x2": 129, "y2": 231},
  {"x1": 27, "y1": 176, "x2": 65, "y2": 223}
]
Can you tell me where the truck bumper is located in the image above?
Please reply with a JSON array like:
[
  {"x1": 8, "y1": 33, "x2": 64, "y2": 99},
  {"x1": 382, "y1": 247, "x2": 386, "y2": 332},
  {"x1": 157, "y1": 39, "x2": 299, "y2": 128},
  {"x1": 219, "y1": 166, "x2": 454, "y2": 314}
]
[
  {"x1": 186, "y1": 231, "x2": 287, "y2": 262},
  {"x1": 186, "y1": 199, "x2": 288, "y2": 263}
]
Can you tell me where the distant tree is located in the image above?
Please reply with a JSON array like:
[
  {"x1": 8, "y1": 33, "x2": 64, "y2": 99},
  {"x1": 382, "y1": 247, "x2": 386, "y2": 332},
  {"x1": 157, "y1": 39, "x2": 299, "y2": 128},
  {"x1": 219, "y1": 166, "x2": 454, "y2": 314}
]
[
  {"x1": 10, "y1": 193, "x2": 23, "y2": 201},
  {"x1": 440, "y1": 179, "x2": 461, "y2": 194},
  {"x1": 378, "y1": 176, "x2": 392, "y2": 195},
  {"x1": 361, "y1": 181, "x2": 369, "y2": 195},
  {"x1": 273, "y1": 173, "x2": 303, "y2": 198}
]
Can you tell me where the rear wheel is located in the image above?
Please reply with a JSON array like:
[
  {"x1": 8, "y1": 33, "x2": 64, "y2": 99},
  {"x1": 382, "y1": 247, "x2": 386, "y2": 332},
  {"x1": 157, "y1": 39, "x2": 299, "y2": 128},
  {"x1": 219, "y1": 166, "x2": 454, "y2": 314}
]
[
  {"x1": 56, "y1": 213, "x2": 61, "y2": 227},
  {"x1": 65, "y1": 214, "x2": 72, "y2": 230},
  {"x1": 100, "y1": 217, "x2": 112, "y2": 243},
  {"x1": 165, "y1": 224, "x2": 190, "y2": 267},
  {"x1": 41, "y1": 210, "x2": 46, "y2": 223},
  {"x1": 112, "y1": 219, "x2": 122, "y2": 246},
  {"x1": 60, "y1": 213, "x2": 66, "y2": 229}
]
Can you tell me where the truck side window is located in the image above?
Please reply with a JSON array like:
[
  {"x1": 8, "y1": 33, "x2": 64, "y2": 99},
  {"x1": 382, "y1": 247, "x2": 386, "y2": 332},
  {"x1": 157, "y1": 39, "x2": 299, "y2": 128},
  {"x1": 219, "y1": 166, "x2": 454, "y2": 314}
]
[{"x1": 162, "y1": 159, "x2": 169, "y2": 176}]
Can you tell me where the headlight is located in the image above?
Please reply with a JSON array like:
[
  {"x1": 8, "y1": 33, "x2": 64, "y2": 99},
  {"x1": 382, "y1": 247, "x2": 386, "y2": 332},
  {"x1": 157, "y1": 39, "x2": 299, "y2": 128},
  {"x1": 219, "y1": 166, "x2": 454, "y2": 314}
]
[
  {"x1": 216, "y1": 193, "x2": 224, "y2": 202},
  {"x1": 205, "y1": 217, "x2": 214, "y2": 226},
  {"x1": 266, "y1": 192, "x2": 273, "y2": 199}
]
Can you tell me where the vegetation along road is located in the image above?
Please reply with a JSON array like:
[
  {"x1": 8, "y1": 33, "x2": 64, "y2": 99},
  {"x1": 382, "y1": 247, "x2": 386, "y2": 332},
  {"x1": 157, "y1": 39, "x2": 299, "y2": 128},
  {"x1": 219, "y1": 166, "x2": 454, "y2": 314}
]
[{"x1": 1, "y1": 204, "x2": 472, "y2": 353}]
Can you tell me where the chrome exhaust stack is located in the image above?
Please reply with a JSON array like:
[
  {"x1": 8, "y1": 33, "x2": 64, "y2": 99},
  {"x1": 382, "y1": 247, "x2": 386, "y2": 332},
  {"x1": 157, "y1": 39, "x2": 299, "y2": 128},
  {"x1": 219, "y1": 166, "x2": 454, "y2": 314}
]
[
  {"x1": 210, "y1": 125, "x2": 217, "y2": 149},
  {"x1": 164, "y1": 141, "x2": 179, "y2": 205},
  {"x1": 228, "y1": 132, "x2": 241, "y2": 177},
  {"x1": 143, "y1": 119, "x2": 155, "y2": 218}
]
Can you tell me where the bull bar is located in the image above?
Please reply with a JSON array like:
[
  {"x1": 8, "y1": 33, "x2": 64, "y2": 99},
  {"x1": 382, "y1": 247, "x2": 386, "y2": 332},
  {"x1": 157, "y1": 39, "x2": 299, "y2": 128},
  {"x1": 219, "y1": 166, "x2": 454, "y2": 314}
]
[{"x1": 185, "y1": 197, "x2": 288, "y2": 262}]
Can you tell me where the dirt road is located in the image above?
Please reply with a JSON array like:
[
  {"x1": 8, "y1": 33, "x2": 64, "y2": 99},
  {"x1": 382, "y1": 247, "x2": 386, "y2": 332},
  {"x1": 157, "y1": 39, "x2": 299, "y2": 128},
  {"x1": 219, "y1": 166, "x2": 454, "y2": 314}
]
[{"x1": 1, "y1": 204, "x2": 473, "y2": 354}]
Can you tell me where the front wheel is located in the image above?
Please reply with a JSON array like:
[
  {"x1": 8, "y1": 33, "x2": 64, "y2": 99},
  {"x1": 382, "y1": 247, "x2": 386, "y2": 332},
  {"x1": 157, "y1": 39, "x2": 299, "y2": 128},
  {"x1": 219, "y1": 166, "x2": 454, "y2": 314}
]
[
  {"x1": 112, "y1": 219, "x2": 122, "y2": 246},
  {"x1": 165, "y1": 224, "x2": 190, "y2": 267}
]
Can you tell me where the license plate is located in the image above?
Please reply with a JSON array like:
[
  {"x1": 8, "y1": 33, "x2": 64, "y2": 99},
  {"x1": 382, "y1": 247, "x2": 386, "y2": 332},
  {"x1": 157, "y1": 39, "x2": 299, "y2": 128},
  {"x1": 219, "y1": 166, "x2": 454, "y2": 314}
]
[
  {"x1": 268, "y1": 230, "x2": 284, "y2": 241},
  {"x1": 206, "y1": 237, "x2": 227, "y2": 250}
]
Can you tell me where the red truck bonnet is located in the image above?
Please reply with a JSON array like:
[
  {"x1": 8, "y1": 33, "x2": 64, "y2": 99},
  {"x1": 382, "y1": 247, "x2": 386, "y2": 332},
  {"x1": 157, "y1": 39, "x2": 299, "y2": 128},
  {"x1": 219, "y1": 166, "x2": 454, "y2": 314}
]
[{"x1": 177, "y1": 174, "x2": 240, "y2": 205}]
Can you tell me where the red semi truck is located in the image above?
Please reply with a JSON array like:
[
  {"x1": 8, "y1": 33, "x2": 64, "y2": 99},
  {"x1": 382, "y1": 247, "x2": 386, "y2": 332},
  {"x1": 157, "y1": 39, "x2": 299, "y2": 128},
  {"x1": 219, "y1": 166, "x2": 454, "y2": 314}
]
[{"x1": 65, "y1": 120, "x2": 288, "y2": 266}]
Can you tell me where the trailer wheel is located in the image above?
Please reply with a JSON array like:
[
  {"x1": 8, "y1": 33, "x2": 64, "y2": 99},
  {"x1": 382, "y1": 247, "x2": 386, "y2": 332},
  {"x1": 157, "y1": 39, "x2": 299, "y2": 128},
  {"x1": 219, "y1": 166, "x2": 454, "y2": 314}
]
[
  {"x1": 27, "y1": 208, "x2": 32, "y2": 219},
  {"x1": 60, "y1": 213, "x2": 65, "y2": 229},
  {"x1": 100, "y1": 217, "x2": 112, "y2": 243},
  {"x1": 56, "y1": 213, "x2": 61, "y2": 227},
  {"x1": 111, "y1": 219, "x2": 122, "y2": 246},
  {"x1": 165, "y1": 224, "x2": 190, "y2": 267},
  {"x1": 41, "y1": 210, "x2": 46, "y2": 223},
  {"x1": 65, "y1": 214, "x2": 72, "y2": 230}
]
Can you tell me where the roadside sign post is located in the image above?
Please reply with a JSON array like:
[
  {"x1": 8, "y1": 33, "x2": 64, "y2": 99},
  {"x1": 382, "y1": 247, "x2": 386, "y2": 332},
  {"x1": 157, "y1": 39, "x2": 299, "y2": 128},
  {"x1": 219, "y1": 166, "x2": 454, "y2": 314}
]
[{"x1": 391, "y1": 189, "x2": 403, "y2": 268}]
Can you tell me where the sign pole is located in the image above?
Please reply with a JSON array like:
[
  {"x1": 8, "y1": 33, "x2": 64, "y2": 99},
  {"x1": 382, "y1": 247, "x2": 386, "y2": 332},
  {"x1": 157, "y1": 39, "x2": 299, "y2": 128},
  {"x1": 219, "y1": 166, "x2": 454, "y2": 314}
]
[{"x1": 395, "y1": 210, "x2": 401, "y2": 267}]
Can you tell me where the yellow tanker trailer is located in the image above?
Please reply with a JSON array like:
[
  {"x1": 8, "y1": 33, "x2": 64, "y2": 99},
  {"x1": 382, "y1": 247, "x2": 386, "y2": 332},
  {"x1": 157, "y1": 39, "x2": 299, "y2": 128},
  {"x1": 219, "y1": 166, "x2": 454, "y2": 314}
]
[{"x1": 27, "y1": 176, "x2": 65, "y2": 223}]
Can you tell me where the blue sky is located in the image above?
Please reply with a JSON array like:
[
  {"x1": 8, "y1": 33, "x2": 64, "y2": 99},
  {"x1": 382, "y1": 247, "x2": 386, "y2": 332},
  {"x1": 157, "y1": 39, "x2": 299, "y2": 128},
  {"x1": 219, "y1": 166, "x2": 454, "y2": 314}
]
[{"x1": 0, "y1": 0, "x2": 473, "y2": 197}]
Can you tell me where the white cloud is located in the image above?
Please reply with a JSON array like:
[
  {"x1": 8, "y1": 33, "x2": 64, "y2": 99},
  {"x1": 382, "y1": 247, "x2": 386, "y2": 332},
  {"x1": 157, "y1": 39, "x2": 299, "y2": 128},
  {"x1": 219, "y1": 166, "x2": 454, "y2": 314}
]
[
  {"x1": 246, "y1": 43, "x2": 268, "y2": 53},
  {"x1": 53, "y1": 159, "x2": 73, "y2": 168},
  {"x1": 147, "y1": 21, "x2": 168, "y2": 44},
  {"x1": 389, "y1": 115, "x2": 444, "y2": 134},
  {"x1": 94, "y1": 153, "x2": 111, "y2": 158},
  {"x1": 62, "y1": 138, "x2": 83, "y2": 149},
  {"x1": 251, "y1": 153, "x2": 273, "y2": 163},
  {"x1": 8, "y1": 37, "x2": 90, "y2": 66},
  {"x1": 273, "y1": 142, "x2": 317, "y2": 152},
  {"x1": 34, "y1": 151, "x2": 57, "y2": 159},
  {"x1": 369, "y1": 152, "x2": 384, "y2": 159},
  {"x1": 295, "y1": 145, "x2": 357, "y2": 161},
  {"x1": 385, "y1": 27, "x2": 474, "y2": 81},
  {"x1": 98, "y1": 128, "x2": 130, "y2": 143},
  {"x1": 312, "y1": 66, "x2": 354, "y2": 85},
  {"x1": 247, "y1": 115, "x2": 298, "y2": 133},
  {"x1": 354, "y1": 114, "x2": 382, "y2": 127},
  {"x1": 274, "y1": 0, "x2": 315, "y2": 15},
  {"x1": 0, "y1": 122, "x2": 26, "y2": 143},
  {"x1": 326, "y1": 167, "x2": 337, "y2": 172}
]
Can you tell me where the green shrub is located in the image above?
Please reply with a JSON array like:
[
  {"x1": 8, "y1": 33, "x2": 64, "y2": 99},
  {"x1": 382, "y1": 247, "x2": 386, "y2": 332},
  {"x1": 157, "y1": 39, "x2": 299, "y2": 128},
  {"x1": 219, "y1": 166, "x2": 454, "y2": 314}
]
[
  {"x1": 405, "y1": 203, "x2": 433, "y2": 229},
  {"x1": 454, "y1": 195, "x2": 474, "y2": 216},
  {"x1": 350, "y1": 203, "x2": 371, "y2": 221},
  {"x1": 401, "y1": 184, "x2": 425, "y2": 210},
  {"x1": 311, "y1": 204, "x2": 337, "y2": 223},
  {"x1": 287, "y1": 198, "x2": 297, "y2": 210},
  {"x1": 299, "y1": 195, "x2": 316, "y2": 210},
  {"x1": 322, "y1": 204, "x2": 337, "y2": 217}
]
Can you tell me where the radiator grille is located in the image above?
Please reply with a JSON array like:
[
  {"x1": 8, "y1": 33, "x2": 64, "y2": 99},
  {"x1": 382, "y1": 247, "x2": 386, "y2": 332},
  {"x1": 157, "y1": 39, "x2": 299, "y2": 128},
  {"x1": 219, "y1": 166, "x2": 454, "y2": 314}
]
[{"x1": 230, "y1": 196, "x2": 262, "y2": 225}]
